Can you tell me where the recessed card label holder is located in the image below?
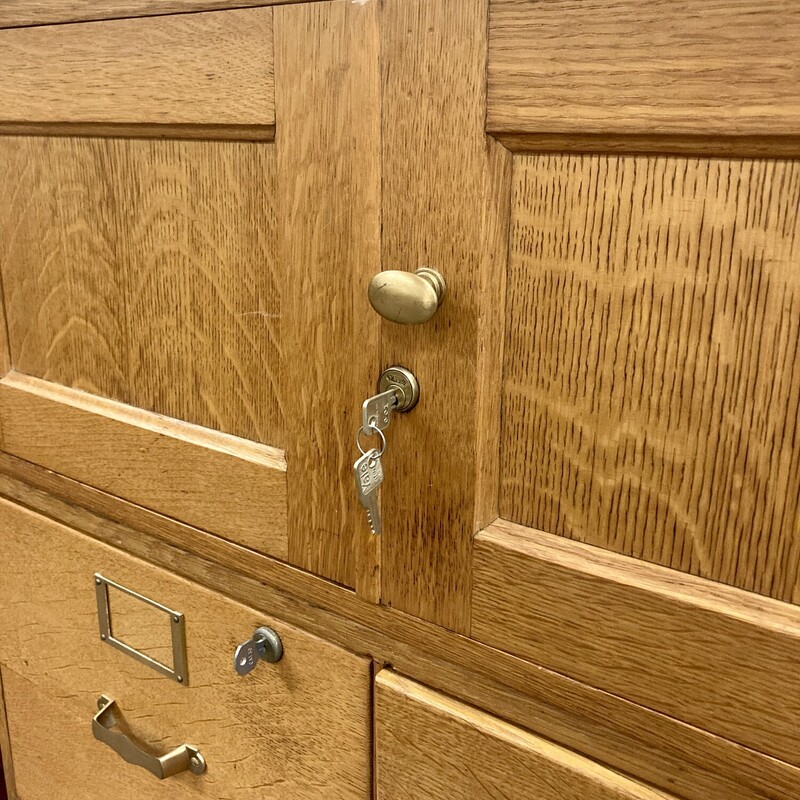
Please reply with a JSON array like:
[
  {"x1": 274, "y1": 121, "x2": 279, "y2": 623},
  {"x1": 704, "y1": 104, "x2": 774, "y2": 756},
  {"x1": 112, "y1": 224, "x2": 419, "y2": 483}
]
[{"x1": 94, "y1": 573, "x2": 189, "y2": 685}]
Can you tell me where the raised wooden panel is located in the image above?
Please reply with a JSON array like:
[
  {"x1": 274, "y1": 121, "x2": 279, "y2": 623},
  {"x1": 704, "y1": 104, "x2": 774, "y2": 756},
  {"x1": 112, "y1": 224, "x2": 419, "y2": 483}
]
[
  {"x1": 0, "y1": 136, "x2": 283, "y2": 447},
  {"x1": 0, "y1": 500, "x2": 371, "y2": 799},
  {"x1": 473, "y1": 519, "x2": 800, "y2": 768},
  {"x1": 380, "y1": 0, "x2": 511, "y2": 631},
  {"x1": 376, "y1": 671, "x2": 674, "y2": 800},
  {"x1": 488, "y1": 0, "x2": 800, "y2": 155},
  {"x1": 501, "y1": 154, "x2": 800, "y2": 602},
  {"x1": 0, "y1": 373, "x2": 288, "y2": 559},
  {"x1": 274, "y1": 0, "x2": 381, "y2": 596},
  {"x1": 0, "y1": 9, "x2": 274, "y2": 139}
]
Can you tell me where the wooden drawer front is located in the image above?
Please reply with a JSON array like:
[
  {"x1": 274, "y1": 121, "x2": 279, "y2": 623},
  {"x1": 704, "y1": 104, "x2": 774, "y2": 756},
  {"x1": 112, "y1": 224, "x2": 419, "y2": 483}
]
[
  {"x1": 0, "y1": 499, "x2": 371, "y2": 800},
  {"x1": 375, "y1": 671, "x2": 674, "y2": 800},
  {"x1": 472, "y1": 520, "x2": 800, "y2": 769}
]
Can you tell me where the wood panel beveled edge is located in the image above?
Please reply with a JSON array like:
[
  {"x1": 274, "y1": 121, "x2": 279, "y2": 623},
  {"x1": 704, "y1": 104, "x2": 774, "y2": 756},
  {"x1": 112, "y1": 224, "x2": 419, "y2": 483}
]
[
  {"x1": 0, "y1": 122, "x2": 276, "y2": 142},
  {"x1": 0, "y1": 373, "x2": 288, "y2": 559},
  {"x1": 477, "y1": 518, "x2": 800, "y2": 631},
  {"x1": 0, "y1": 372, "x2": 286, "y2": 468},
  {"x1": 490, "y1": 130, "x2": 800, "y2": 159},
  {"x1": 0, "y1": 454, "x2": 798, "y2": 800},
  {"x1": 0, "y1": 0, "x2": 309, "y2": 30},
  {"x1": 0, "y1": 226, "x2": 9, "y2": 454}
]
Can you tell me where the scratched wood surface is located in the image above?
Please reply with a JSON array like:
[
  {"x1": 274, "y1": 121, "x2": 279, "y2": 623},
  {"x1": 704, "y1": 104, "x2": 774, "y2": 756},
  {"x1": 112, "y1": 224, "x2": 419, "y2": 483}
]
[
  {"x1": 501, "y1": 154, "x2": 800, "y2": 603},
  {"x1": 0, "y1": 136, "x2": 283, "y2": 448},
  {"x1": 0, "y1": 500, "x2": 372, "y2": 800},
  {"x1": 0, "y1": 9, "x2": 274, "y2": 140},
  {"x1": 488, "y1": 0, "x2": 800, "y2": 155}
]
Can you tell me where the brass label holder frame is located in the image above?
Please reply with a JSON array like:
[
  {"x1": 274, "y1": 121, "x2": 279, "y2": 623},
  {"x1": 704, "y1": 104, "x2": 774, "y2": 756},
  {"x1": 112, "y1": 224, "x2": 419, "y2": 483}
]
[{"x1": 94, "y1": 573, "x2": 189, "y2": 685}]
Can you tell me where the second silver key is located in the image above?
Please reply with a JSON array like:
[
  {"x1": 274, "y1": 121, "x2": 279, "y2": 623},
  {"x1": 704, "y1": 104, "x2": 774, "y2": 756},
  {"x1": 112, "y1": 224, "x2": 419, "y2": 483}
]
[{"x1": 354, "y1": 448, "x2": 383, "y2": 535}]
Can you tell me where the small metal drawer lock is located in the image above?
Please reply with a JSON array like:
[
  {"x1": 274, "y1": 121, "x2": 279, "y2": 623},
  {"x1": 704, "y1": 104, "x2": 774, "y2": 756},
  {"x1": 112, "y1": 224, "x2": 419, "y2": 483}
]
[{"x1": 234, "y1": 626, "x2": 283, "y2": 676}]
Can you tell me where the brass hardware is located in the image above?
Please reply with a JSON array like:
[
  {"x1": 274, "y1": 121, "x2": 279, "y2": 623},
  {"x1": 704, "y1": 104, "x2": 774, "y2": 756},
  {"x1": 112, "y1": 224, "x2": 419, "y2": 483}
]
[
  {"x1": 378, "y1": 366, "x2": 419, "y2": 413},
  {"x1": 354, "y1": 366, "x2": 419, "y2": 535},
  {"x1": 95, "y1": 574, "x2": 189, "y2": 685},
  {"x1": 368, "y1": 267, "x2": 446, "y2": 325},
  {"x1": 93, "y1": 695, "x2": 206, "y2": 779}
]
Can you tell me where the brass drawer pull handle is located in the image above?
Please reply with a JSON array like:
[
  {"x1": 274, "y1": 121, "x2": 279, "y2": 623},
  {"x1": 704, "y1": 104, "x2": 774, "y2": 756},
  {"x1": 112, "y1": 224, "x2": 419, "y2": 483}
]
[{"x1": 92, "y1": 695, "x2": 206, "y2": 779}]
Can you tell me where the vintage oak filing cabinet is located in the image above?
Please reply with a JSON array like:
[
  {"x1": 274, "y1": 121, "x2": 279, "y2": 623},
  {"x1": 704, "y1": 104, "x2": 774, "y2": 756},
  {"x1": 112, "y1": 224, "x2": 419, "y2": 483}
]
[{"x1": 0, "y1": 1, "x2": 799, "y2": 798}]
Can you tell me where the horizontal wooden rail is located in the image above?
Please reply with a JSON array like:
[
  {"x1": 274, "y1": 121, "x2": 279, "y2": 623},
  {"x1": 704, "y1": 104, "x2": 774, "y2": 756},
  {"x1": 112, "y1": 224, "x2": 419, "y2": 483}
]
[
  {"x1": 0, "y1": 372, "x2": 287, "y2": 558},
  {"x1": 473, "y1": 519, "x2": 800, "y2": 769}
]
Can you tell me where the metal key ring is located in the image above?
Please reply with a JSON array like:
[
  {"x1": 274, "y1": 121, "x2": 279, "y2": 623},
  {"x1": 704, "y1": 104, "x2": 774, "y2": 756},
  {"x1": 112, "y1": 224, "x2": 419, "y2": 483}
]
[{"x1": 356, "y1": 425, "x2": 387, "y2": 457}]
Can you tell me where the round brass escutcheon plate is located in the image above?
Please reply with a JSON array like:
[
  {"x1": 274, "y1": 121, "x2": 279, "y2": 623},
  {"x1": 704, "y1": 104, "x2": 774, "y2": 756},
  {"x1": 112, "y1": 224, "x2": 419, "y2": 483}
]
[{"x1": 379, "y1": 366, "x2": 420, "y2": 413}]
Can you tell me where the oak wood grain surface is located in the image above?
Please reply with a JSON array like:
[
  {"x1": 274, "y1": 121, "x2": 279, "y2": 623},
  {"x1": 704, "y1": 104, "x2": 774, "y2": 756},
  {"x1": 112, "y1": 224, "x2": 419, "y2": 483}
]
[
  {"x1": 274, "y1": 0, "x2": 382, "y2": 596},
  {"x1": 473, "y1": 518, "x2": 800, "y2": 769},
  {"x1": 488, "y1": 0, "x2": 800, "y2": 154},
  {"x1": 380, "y1": 0, "x2": 511, "y2": 632},
  {"x1": 0, "y1": 9, "x2": 274, "y2": 140},
  {"x1": 376, "y1": 671, "x2": 675, "y2": 799},
  {"x1": 502, "y1": 154, "x2": 800, "y2": 603},
  {"x1": 0, "y1": 263, "x2": 8, "y2": 379},
  {"x1": 1, "y1": 458, "x2": 798, "y2": 800},
  {"x1": 0, "y1": 136, "x2": 283, "y2": 446},
  {"x1": 0, "y1": 670, "x2": 12, "y2": 800},
  {"x1": 0, "y1": 501, "x2": 372, "y2": 800},
  {"x1": 0, "y1": 373, "x2": 288, "y2": 558},
  {"x1": 0, "y1": 0, "x2": 306, "y2": 28}
]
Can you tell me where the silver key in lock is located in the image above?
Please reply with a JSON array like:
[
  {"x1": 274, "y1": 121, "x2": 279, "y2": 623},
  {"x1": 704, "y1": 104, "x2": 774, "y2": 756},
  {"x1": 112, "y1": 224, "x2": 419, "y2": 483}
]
[
  {"x1": 233, "y1": 626, "x2": 283, "y2": 676},
  {"x1": 362, "y1": 388, "x2": 401, "y2": 432},
  {"x1": 361, "y1": 366, "x2": 420, "y2": 432},
  {"x1": 354, "y1": 366, "x2": 419, "y2": 536}
]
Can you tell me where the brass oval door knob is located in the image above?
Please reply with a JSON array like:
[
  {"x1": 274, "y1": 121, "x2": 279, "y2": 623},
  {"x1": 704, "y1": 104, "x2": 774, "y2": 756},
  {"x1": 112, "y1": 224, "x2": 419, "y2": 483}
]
[{"x1": 368, "y1": 267, "x2": 446, "y2": 325}]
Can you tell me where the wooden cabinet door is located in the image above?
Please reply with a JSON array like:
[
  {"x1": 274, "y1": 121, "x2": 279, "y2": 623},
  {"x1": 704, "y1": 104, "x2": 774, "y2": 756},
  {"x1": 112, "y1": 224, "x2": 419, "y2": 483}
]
[
  {"x1": 0, "y1": 1, "x2": 381, "y2": 596},
  {"x1": 377, "y1": 0, "x2": 800, "y2": 621},
  {"x1": 374, "y1": 0, "x2": 800, "y2": 787},
  {"x1": 3, "y1": 5, "x2": 800, "y2": 786}
]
